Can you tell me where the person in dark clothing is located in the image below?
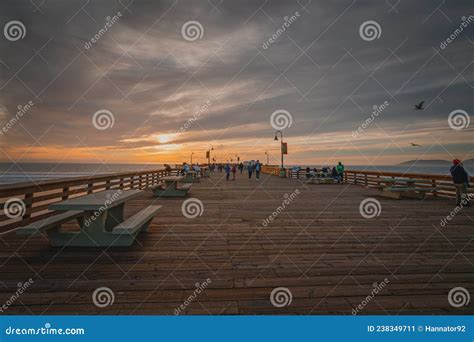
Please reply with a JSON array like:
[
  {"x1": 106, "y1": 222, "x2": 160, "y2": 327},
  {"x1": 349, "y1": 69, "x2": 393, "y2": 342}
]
[
  {"x1": 224, "y1": 163, "x2": 231, "y2": 181},
  {"x1": 450, "y1": 159, "x2": 470, "y2": 206},
  {"x1": 247, "y1": 163, "x2": 253, "y2": 179},
  {"x1": 239, "y1": 162, "x2": 244, "y2": 174},
  {"x1": 331, "y1": 166, "x2": 341, "y2": 183},
  {"x1": 305, "y1": 167, "x2": 311, "y2": 179}
]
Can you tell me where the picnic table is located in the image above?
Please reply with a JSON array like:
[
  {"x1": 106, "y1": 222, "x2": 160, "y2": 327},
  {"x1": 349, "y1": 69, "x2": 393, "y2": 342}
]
[
  {"x1": 152, "y1": 176, "x2": 192, "y2": 197},
  {"x1": 183, "y1": 171, "x2": 200, "y2": 183},
  {"x1": 378, "y1": 177, "x2": 435, "y2": 199},
  {"x1": 17, "y1": 190, "x2": 161, "y2": 247}
]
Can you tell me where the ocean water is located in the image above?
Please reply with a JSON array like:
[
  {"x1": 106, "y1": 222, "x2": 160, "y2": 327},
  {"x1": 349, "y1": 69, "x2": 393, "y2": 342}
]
[{"x1": 0, "y1": 163, "x2": 165, "y2": 185}]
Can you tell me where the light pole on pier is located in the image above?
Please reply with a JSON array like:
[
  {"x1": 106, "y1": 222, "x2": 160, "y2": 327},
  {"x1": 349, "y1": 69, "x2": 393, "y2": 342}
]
[{"x1": 274, "y1": 130, "x2": 286, "y2": 177}]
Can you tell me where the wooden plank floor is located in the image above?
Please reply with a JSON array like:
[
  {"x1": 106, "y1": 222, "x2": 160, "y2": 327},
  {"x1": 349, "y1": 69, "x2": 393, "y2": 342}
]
[{"x1": 0, "y1": 173, "x2": 473, "y2": 315}]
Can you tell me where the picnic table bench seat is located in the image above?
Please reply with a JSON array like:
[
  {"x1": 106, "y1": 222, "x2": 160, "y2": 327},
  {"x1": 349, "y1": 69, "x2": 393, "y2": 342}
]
[
  {"x1": 16, "y1": 210, "x2": 84, "y2": 236},
  {"x1": 152, "y1": 181, "x2": 192, "y2": 197},
  {"x1": 380, "y1": 185, "x2": 436, "y2": 199},
  {"x1": 113, "y1": 205, "x2": 161, "y2": 235}
]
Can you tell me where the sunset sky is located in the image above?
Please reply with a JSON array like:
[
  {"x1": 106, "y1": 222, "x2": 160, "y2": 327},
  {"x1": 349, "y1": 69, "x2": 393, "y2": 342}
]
[{"x1": 0, "y1": 0, "x2": 472, "y2": 166}]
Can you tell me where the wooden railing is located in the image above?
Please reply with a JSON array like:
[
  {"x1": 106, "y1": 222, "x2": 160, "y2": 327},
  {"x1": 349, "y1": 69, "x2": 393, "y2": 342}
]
[
  {"x1": 344, "y1": 170, "x2": 473, "y2": 198},
  {"x1": 267, "y1": 167, "x2": 473, "y2": 199},
  {"x1": 0, "y1": 168, "x2": 180, "y2": 234}
]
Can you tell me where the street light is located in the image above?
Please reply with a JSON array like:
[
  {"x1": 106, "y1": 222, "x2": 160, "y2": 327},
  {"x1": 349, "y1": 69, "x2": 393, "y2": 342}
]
[
  {"x1": 264, "y1": 151, "x2": 270, "y2": 165},
  {"x1": 190, "y1": 152, "x2": 194, "y2": 164},
  {"x1": 274, "y1": 130, "x2": 286, "y2": 177},
  {"x1": 207, "y1": 145, "x2": 214, "y2": 166}
]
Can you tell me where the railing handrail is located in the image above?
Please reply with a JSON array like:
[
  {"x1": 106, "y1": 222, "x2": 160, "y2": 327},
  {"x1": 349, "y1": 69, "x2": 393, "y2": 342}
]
[
  {"x1": 344, "y1": 169, "x2": 474, "y2": 182},
  {"x1": 0, "y1": 168, "x2": 171, "y2": 195}
]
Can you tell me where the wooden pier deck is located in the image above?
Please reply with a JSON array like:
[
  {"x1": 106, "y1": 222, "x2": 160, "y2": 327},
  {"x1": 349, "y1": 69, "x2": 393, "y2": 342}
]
[{"x1": 0, "y1": 173, "x2": 473, "y2": 315}]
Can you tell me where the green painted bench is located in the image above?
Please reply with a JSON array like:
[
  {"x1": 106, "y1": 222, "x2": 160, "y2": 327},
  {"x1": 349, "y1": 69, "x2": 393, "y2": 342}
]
[
  {"x1": 112, "y1": 205, "x2": 161, "y2": 236},
  {"x1": 380, "y1": 186, "x2": 435, "y2": 199},
  {"x1": 182, "y1": 171, "x2": 200, "y2": 183},
  {"x1": 16, "y1": 210, "x2": 84, "y2": 236},
  {"x1": 152, "y1": 182, "x2": 192, "y2": 197}
]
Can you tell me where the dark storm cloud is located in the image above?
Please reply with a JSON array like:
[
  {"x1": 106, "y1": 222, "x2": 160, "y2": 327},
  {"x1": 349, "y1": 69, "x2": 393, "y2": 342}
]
[{"x1": 0, "y1": 0, "x2": 472, "y2": 159}]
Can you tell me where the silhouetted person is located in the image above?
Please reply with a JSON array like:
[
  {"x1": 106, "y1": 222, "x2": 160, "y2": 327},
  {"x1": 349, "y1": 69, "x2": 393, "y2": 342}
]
[{"x1": 450, "y1": 159, "x2": 470, "y2": 206}]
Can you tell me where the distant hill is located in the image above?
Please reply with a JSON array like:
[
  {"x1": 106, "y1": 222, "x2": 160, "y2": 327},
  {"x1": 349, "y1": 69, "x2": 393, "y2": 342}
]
[{"x1": 398, "y1": 159, "x2": 474, "y2": 166}]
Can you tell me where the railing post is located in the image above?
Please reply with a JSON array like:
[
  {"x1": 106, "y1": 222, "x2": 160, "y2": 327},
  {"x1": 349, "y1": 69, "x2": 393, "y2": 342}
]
[
  {"x1": 120, "y1": 177, "x2": 124, "y2": 190},
  {"x1": 432, "y1": 179, "x2": 437, "y2": 196},
  {"x1": 23, "y1": 192, "x2": 33, "y2": 220},
  {"x1": 365, "y1": 174, "x2": 368, "y2": 186},
  {"x1": 105, "y1": 180, "x2": 111, "y2": 190},
  {"x1": 354, "y1": 173, "x2": 357, "y2": 185},
  {"x1": 62, "y1": 187, "x2": 69, "y2": 200},
  {"x1": 87, "y1": 182, "x2": 93, "y2": 194}
]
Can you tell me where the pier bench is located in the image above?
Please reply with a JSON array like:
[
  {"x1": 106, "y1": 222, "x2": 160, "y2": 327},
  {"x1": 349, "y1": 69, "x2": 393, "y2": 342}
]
[
  {"x1": 16, "y1": 210, "x2": 84, "y2": 236},
  {"x1": 17, "y1": 190, "x2": 155, "y2": 247},
  {"x1": 113, "y1": 205, "x2": 161, "y2": 235},
  {"x1": 308, "y1": 177, "x2": 337, "y2": 184},
  {"x1": 152, "y1": 176, "x2": 192, "y2": 197},
  {"x1": 379, "y1": 186, "x2": 436, "y2": 199},
  {"x1": 182, "y1": 171, "x2": 200, "y2": 183},
  {"x1": 377, "y1": 178, "x2": 436, "y2": 199}
]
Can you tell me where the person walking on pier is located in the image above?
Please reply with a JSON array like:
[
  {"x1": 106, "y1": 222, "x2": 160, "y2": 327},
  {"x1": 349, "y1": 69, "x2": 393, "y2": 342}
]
[
  {"x1": 231, "y1": 163, "x2": 237, "y2": 181},
  {"x1": 255, "y1": 160, "x2": 261, "y2": 181},
  {"x1": 239, "y1": 162, "x2": 244, "y2": 174},
  {"x1": 336, "y1": 161, "x2": 345, "y2": 183},
  {"x1": 450, "y1": 159, "x2": 470, "y2": 206},
  {"x1": 247, "y1": 162, "x2": 253, "y2": 179},
  {"x1": 225, "y1": 163, "x2": 231, "y2": 181}
]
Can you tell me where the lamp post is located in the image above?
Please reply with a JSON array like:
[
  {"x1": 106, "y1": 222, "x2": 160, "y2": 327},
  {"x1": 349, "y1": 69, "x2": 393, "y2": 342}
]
[
  {"x1": 235, "y1": 154, "x2": 240, "y2": 163},
  {"x1": 274, "y1": 130, "x2": 286, "y2": 177},
  {"x1": 207, "y1": 145, "x2": 214, "y2": 166},
  {"x1": 264, "y1": 151, "x2": 270, "y2": 165},
  {"x1": 190, "y1": 152, "x2": 194, "y2": 164}
]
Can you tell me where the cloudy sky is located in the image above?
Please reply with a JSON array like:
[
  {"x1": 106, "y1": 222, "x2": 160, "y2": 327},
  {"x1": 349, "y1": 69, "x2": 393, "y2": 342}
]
[{"x1": 0, "y1": 0, "x2": 472, "y2": 165}]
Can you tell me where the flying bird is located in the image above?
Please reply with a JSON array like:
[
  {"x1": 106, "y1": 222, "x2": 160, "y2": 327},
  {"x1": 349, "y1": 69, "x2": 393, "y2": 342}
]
[
  {"x1": 414, "y1": 101, "x2": 424, "y2": 110},
  {"x1": 410, "y1": 143, "x2": 421, "y2": 147}
]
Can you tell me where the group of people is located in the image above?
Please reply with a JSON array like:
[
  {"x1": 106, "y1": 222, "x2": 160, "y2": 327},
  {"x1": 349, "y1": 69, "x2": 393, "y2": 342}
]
[
  {"x1": 208, "y1": 161, "x2": 262, "y2": 181},
  {"x1": 179, "y1": 162, "x2": 201, "y2": 175},
  {"x1": 297, "y1": 161, "x2": 345, "y2": 183}
]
